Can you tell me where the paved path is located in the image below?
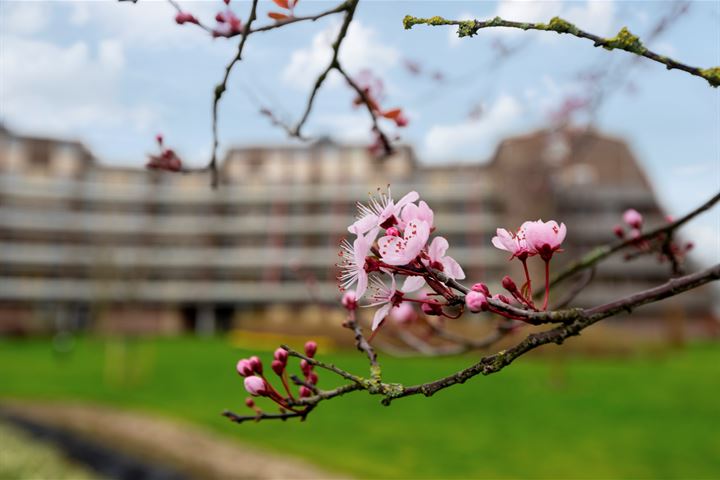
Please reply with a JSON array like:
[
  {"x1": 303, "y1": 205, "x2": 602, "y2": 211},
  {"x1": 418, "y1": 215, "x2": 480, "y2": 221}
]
[{"x1": 1, "y1": 401, "x2": 346, "y2": 480}]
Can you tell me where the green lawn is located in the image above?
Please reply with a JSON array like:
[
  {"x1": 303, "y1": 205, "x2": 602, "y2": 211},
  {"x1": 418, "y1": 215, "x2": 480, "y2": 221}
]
[{"x1": 0, "y1": 336, "x2": 718, "y2": 479}]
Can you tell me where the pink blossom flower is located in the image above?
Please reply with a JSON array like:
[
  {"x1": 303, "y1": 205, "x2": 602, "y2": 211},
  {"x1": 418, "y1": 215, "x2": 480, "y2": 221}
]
[
  {"x1": 377, "y1": 219, "x2": 430, "y2": 266},
  {"x1": 389, "y1": 302, "x2": 418, "y2": 325},
  {"x1": 400, "y1": 200, "x2": 434, "y2": 231},
  {"x1": 465, "y1": 291, "x2": 489, "y2": 313},
  {"x1": 491, "y1": 222, "x2": 536, "y2": 259},
  {"x1": 367, "y1": 274, "x2": 424, "y2": 331},
  {"x1": 338, "y1": 228, "x2": 378, "y2": 299},
  {"x1": 244, "y1": 376, "x2": 267, "y2": 396},
  {"x1": 523, "y1": 220, "x2": 567, "y2": 261},
  {"x1": 423, "y1": 236, "x2": 465, "y2": 279},
  {"x1": 623, "y1": 209, "x2": 643, "y2": 229},
  {"x1": 349, "y1": 189, "x2": 419, "y2": 234}
]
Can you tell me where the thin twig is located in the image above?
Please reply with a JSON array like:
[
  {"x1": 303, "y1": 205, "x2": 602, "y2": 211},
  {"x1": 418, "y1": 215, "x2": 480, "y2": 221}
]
[
  {"x1": 208, "y1": 0, "x2": 260, "y2": 189},
  {"x1": 403, "y1": 15, "x2": 720, "y2": 87},
  {"x1": 549, "y1": 191, "x2": 720, "y2": 288}
]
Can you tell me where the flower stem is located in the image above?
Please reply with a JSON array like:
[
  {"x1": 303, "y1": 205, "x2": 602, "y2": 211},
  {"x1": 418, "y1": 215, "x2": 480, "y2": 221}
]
[
  {"x1": 521, "y1": 258, "x2": 533, "y2": 301},
  {"x1": 542, "y1": 259, "x2": 550, "y2": 311}
]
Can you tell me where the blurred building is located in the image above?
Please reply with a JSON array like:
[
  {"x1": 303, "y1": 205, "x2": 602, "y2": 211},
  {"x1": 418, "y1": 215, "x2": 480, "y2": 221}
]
[{"x1": 0, "y1": 125, "x2": 714, "y2": 336}]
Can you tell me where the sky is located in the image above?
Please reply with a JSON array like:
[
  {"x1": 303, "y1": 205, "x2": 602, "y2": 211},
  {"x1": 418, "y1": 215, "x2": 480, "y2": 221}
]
[{"x1": 1, "y1": 0, "x2": 718, "y2": 265}]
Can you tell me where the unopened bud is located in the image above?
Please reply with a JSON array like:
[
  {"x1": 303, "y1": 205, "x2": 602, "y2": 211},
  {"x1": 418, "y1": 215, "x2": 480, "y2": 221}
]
[
  {"x1": 304, "y1": 340, "x2": 318, "y2": 358},
  {"x1": 471, "y1": 283, "x2": 490, "y2": 296},
  {"x1": 243, "y1": 376, "x2": 266, "y2": 396},
  {"x1": 299, "y1": 386, "x2": 312, "y2": 398},
  {"x1": 244, "y1": 397, "x2": 255, "y2": 408},
  {"x1": 501, "y1": 276, "x2": 517, "y2": 292},
  {"x1": 613, "y1": 224, "x2": 625, "y2": 239},
  {"x1": 341, "y1": 290, "x2": 358, "y2": 310},
  {"x1": 249, "y1": 356, "x2": 263, "y2": 375},
  {"x1": 271, "y1": 359, "x2": 285, "y2": 376},
  {"x1": 623, "y1": 208, "x2": 643, "y2": 230},
  {"x1": 273, "y1": 347, "x2": 288, "y2": 364},
  {"x1": 495, "y1": 294, "x2": 512, "y2": 304},
  {"x1": 421, "y1": 300, "x2": 443, "y2": 316},
  {"x1": 300, "y1": 359, "x2": 312, "y2": 376},
  {"x1": 215, "y1": 12, "x2": 226, "y2": 23},
  {"x1": 307, "y1": 371, "x2": 319, "y2": 385},
  {"x1": 465, "y1": 291, "x2": 489, "y2": 313},
  {"x1": 236, "y1": 359, "x2": 253, "y2": 377}
]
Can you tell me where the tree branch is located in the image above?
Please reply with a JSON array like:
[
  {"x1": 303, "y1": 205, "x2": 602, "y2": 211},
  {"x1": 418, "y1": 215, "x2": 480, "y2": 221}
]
[
  {"x1": 549, "y1": 190, "x2": 720, "y2": 288},
  {"x1": 384, "y1": 263, "x2": 719, "y2": 403},
  {"x1": 403, "y1": 15, "x2": 720, "y2": 87}
]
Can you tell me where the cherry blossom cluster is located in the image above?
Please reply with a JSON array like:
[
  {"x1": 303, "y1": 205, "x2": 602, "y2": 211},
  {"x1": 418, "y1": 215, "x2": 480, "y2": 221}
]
[
  {"x1": 146, "y1": 134, "x2": 182, "y2": 172},
  {"x1": 337, "y1": 189, "x2": 568, "y2": 338},
  {"x1": 491, "y1": 219, "x2": 567, "y2": 311},
  {"x1": 614, "y1": 209, "x2": 693, "y2": 265},
  {"x1": 236, "y1": 341, "x2": 319, "y2": 416}
]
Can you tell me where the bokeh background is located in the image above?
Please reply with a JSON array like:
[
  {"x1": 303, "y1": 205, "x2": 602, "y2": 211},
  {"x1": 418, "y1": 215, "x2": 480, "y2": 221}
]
[{"x1": 1, "y1": 1, "x2": 719, "y2": 479}]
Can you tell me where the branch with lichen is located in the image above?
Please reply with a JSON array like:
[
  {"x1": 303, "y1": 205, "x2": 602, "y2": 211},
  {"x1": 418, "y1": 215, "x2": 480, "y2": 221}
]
[
  {"x1": 402, "y1": 15, "x2": 720, "y2": 88},
  {"x1": 224, "y1": 263, "x2": 719, "y2": 422}
]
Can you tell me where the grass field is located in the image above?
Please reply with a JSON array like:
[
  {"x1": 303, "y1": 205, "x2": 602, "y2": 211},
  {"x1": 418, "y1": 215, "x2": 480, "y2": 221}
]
[{"x1": 0, "y1": 336, "x2": 718, "y2": 479}]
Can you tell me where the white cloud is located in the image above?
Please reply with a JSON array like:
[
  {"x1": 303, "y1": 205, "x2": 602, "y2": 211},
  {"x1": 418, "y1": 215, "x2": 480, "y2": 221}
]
[
  {"x1": 70, "y1": 3, "x2": 91, "y2": 27},
  {"x1": 283, "y1": 20, "x2": 400, "y2": 90},
  {"x1": 423, "y1": 94, "x2": 523, "y2": 161},
  {"x1": 489, "y1": 0, "x2": 615, "y2": 37},
  {"x1": 3, "y1": 2, "x2": 50, "y2": 35},
  {"x1": 1, "y1": 35, "x2": 157, "y2": 134}
]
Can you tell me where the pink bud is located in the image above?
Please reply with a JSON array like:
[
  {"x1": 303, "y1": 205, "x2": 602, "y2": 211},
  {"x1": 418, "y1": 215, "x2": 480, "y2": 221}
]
[
  {"x1": 495, "y1": 294, "x2": 512, "y2": 304},
  {"x1": 421, "y1": 300, "x2": 443, "y2": 316},
  {"x1": 341, "y1": 290, "x2": 358, "y2": 310},
  {"x1": 155, "y1": 133, "x2": 164, "y2": 145},
  {"x1": 395, "y1": 114, "x2": 409, "y2": 127},
  {"x1": 244, "y1": 397, "x2": 255, "y2": 408},
  {"x1": 243, "y1": 376, "x2": 266, "y2": 396},
  {"x1": 501, "y1": 276, "x2": 517, "y2": 292},
  {"x1": 386, "y1": 227, "x2": 400, "y2": 237},
  {"x1": 223, "y1": 0, "x2": 231, "y2": 4},
  {"x1": 249, "y1": 356, "x2": 263, "y2": 374},
  {"x1": 300, "y1": 359, "x2": 312, "y2": 376},
  {"x1": 174, "y1": 12, "x2": 197, "y2": 25},
  {"x1": 299, "y1": 386, "x2": 312, "y2": 398},
  {"x1": 236, "y1": 359, "x2": 253, "y2": 377},
  {"x1": 471, "y1": 283, "x2": 490, "y2": 296},
  {"x1": 215, "y1": 12, "x2": 226, "y2": 23},
  {"x1": 623, "y1": 209, "x2": 643, "y2": 230},
  {"x1": 304, "y1": 341, "x2": 318, "y2": 358},
  {"x1": 466, "y1": 291, "x2": 489, "y2": 313},
  {"x1": 273, "y1": 348, "x2": 288, "y2": 364},
  {"x1": 613, "y1": 224, "x2": 625, "y2": 239},
  {"x1": 307, "y1": 371, "x2": 319, "y2": 385},
  {"x1": 271, "y1": 359, "x2": 285, "y2": 376}
]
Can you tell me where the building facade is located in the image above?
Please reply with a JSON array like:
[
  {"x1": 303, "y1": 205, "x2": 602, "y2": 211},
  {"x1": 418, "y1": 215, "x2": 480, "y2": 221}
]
[{"x1": 0, "y1": 126, "x2": 714, "y2": 337}]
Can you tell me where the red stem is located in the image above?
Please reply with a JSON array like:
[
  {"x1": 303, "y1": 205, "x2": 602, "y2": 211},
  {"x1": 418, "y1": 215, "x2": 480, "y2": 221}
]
[{"x1": 542, "y1": 259, "x2": 550, "y2": 311}]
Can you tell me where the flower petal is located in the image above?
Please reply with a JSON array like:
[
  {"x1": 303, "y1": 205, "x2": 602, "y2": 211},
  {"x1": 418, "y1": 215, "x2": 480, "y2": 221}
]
[
  {"x1": 372, "y1": 303, "x2": 392, "y2": 331},
  {"x1": 401, "y1": 275, "x2": 426, "y2": 293}
]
